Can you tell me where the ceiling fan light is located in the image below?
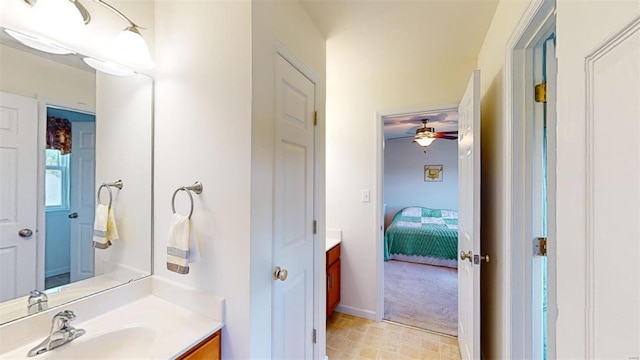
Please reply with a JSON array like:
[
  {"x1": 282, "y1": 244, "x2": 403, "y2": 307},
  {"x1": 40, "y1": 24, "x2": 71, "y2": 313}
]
[{"x1": 415, "y1": 137, "x2": 435, "y2": 147}]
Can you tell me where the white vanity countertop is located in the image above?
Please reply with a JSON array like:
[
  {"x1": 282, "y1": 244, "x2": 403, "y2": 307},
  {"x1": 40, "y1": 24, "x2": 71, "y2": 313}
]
[
  {"x1": 0, "y1": 276, "x2": 224, "y2": 359},
  {"x1": 0, "y1": 295, "x2": 222, "y2": 359},
  {"x1": 326, "y1": 237, "x2": 341, "y2": 252}
]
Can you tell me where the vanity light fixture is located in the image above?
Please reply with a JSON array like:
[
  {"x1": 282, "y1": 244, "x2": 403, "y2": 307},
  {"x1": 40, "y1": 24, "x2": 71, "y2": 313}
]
[
  {"x1": 4, "y1": 29, "x2": 74, "y2": 55},
  {"x1": 94, "y1": 0, "x2": 155, "y2": 69},
  {"x1": 18, "y1": 0, "x2": 154, "y2": 70},
  {"x1": 82, "y1": 57, "x2": 135, "y2": 76},
  {"x1": 10, "y1": 0, "x2": 88, "y2": 55}
]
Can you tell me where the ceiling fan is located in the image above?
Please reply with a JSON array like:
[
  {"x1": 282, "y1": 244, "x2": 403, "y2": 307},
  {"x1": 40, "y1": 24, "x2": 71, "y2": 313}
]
[{"x1": 413, "y1": 118, "x2": 458, "y2": 147}]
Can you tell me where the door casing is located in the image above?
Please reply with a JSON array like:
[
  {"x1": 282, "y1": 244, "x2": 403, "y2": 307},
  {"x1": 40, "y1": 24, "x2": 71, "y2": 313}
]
[
  {"x1": 504, "y1": 0, "x2": 557, "y2": 358},
  {"x1": 36, "y1": 98, "x2": 95, "y2": 291}
]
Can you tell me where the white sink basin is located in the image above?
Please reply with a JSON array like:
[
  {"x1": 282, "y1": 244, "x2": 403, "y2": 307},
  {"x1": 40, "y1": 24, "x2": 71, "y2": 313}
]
[{"x1": 39, "y1": 327, "x2": 156, "y2": 359}]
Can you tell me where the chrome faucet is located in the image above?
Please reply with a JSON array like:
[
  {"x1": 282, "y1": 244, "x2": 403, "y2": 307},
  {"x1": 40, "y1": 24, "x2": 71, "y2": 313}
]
[
  {"x1": 27, "y1": 290, "x2": 48, "y2": 314},
  {"x1": 27, "y1": 310, "x2": 85, "y2": 357}
]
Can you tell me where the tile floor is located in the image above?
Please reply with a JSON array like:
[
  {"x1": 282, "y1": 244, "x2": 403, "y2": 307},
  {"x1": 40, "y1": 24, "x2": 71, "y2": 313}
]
[{"x1": 326, "y1": 312, "x2": 461, "y2": 360}]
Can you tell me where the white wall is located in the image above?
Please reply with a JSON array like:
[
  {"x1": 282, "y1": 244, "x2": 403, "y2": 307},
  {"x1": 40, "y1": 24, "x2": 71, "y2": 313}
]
[
  {"x1": 475, "y1": 1, "x2": 530, "y2": 359},
  {"x1": 0, "y1": 44, "x2": 95, "y2": 106},
  {"x1": 325, "y1": 31, "x2": 477, "y2": 320},
  {"x1": 153, "y1": 2, "x2": 252, "y2": 358},
  {"x1": 95, "y1": 73, "x2": 153, "y2": 279},
  {"x1": 384, "y1": 137, "x2": 458, "y2": 227},
  {"x1": 251, "y1": 2, "x2": 326, "y2": 357}
]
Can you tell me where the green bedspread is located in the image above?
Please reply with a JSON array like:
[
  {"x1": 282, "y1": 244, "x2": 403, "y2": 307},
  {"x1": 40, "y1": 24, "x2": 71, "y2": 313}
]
[{"x1": 384, "y1": 207, "x2": 458, "y2": 261}]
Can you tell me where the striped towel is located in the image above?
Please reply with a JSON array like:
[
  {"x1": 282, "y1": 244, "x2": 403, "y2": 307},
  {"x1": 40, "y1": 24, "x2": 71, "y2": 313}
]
[
  {"x1": 92, "y1": 204, "x2": 119, "y2": 249},
  {"x1": 166, "y1": 214, "x2": 200, "y2": 274}
]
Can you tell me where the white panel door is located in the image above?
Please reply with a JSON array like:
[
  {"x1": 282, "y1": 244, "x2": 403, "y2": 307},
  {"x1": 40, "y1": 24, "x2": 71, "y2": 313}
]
[
  {"x1": 457, "y1": 70, "x2": 481, "y2": 360},
  {"x1": 556, "y1": 5, "x2": 640, "y2": 359},
  {"x1": 0, "y1": 92, "x2": 38, "y2": 302},
  {"x1": 272, "y1": 55, "x2": 315, "y2": 359},
  {"x1": 69, "y1": 121, "x2": 96, "y2": 282}
]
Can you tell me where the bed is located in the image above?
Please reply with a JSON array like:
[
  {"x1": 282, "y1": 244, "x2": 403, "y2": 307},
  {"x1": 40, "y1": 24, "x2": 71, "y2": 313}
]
[{"x1": 384, "y1": 206, "x2": 458, "y2": 268}]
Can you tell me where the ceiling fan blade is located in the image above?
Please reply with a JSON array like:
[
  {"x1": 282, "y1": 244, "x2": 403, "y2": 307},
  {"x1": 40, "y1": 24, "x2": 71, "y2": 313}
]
[
  {"x1": 438, "y1": 136, "x2": 458, "y2": 140},
  {"x1": 437, "y1": 131, "x2": 458, "y2": 135},
  {"x1": 405, "y1": 126, "x2": 421, "y2": 134}
]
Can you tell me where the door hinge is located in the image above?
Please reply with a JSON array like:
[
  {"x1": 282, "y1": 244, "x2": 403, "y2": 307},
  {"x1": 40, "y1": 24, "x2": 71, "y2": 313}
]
[
  {"x1": 312, "y1": 329, "x2": 317, "y2": 344},
  {"x1": 535, "y1": 82, "x2": 547, "y2": 103},
  {"x1": 314, "y1": 111, "x2": 318, "y2": 126},
  {"x1": 313, "y1": 220, "x2": 317, "y2": 234},
  {"x1": 534, "y1": 237, "x2": 547, "y2": 256}
]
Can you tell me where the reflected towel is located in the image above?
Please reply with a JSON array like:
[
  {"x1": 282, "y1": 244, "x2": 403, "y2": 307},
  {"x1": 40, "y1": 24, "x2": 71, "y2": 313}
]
[
  {"x1": 92, "y1": 204, "x2": 110, "y2": 249},
  {"x1": 92, "y1": 204, "x2": 119, "y2": 249},
  {"x1": 107, "y1": 207, "x2": 119, "y2": 242},
  {"x1": 166, "y1": 214, "x2": 200, "y2": 274}
]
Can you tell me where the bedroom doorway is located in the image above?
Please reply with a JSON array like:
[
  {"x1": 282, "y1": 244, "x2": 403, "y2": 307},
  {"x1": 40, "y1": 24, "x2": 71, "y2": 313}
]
[{"x1": 380, "y1": 108, "x2": 460, "y2": 337}]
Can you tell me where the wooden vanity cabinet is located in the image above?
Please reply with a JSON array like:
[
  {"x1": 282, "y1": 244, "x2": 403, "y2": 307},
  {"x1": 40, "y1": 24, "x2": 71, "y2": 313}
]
[
  {"x1": 326, "y1": 244, "x2": 341, "y2": 316},
  {"x1": 177, "y1": 330, "x2": 221, "y2": 360}
]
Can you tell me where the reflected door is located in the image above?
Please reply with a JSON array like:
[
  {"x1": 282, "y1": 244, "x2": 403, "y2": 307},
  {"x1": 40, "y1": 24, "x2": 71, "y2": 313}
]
[
  {"x1": 0, "y1": 92, "x2": 38, "y2": 301},
  {"x1": 69, "y1": 122, "x2": 95, "y2": 282}
]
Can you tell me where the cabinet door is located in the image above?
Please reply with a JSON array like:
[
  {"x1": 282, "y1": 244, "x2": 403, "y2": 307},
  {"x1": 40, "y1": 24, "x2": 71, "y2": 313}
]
[
  {"x1": 178, "y1": 330, "x2": 221, "y2": 360},
  {"x1": 327, "y1": 259, "x2": 340, "y2": 316}
]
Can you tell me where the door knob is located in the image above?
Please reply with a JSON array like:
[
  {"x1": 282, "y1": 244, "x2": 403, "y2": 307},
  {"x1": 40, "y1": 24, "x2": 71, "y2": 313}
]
[
  {"x1": 273, "y1": 266, "x2": 288, "y2": 281},
  {"x1": 18, "y1": 228, "x2": 33, "y2": 238},
  {"x1": 480, "y1": 254, "x2": 490, "y2": 263},
  {"x1": 68, "y1": 212, "x2": 78, "y2": 219},
  {"x1": 460, "y1": 250, "x2": 473, "y2": 262}
]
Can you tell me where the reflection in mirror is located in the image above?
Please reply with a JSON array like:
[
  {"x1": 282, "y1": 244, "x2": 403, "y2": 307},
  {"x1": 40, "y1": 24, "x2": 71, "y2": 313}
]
[{"x1": 0, "y1": 27, "x2": 153, "y2": 325}]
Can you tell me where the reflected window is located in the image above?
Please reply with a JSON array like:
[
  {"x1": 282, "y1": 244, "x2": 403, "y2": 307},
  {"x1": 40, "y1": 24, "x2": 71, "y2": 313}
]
[{"x1": 45, "y1": 149, "x2": 70, "y2": 210}]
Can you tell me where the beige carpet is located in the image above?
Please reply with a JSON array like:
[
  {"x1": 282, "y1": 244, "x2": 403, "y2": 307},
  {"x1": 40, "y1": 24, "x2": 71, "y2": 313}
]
[{"x1": 384, "y1": 260, "x2": 458, "y2": 337}]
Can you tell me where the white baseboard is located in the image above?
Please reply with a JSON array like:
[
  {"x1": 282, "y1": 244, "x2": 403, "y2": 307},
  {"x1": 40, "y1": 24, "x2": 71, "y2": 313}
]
[{"x1": 335, "y1": 304, "x2": 377, "y2": 321}]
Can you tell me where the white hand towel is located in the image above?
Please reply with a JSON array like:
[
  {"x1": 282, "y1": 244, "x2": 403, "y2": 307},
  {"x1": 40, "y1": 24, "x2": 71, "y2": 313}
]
[
  {"x1": 92, "y1": 204, "x2": 111, "y2": 249},
  {"x1": 166, "y1": 214, "x2": 200, "y2": 274}
]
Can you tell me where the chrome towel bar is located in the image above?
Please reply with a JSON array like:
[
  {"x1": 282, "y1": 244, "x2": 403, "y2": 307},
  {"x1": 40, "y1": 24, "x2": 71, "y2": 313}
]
[
  {"x1": 171, "y1": 182, "x2": 203, "y2": 219},
  {"x1": 97, "y1": 180, "x2": 123, "y2": 208}
]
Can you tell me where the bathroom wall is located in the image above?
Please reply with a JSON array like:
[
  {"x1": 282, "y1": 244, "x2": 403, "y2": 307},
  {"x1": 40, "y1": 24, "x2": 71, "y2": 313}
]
[
  {"x1": 475, "y1": 0, "x2": 533, "y2": 358},
  {"x1": 153, "y1": 2, "x2": 252, "y2": 358},
  {"x1": 95, "y1": 72, "x2": 153, "y2": 280},
  {"x1": 0, "y1": 44, "x2": 95, "y2": 106},
  {"x1": 251, "y1": 1, "x2": 326, "y2": 357},
  {"x1": 323, "y1": 20, "x2": 478, "y2": 320}
]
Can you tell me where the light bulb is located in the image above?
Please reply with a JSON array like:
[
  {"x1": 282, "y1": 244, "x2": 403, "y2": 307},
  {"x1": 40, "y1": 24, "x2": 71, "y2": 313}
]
[
  {"x1": 415, "y1": 137, "x2": 435, "y2": 147},
  {"x1": 113, "y1": 26, "x2": 154, "y2": 69},
  {"x1": 31, "y1": 0, "x2": 86, "y2": 40}
]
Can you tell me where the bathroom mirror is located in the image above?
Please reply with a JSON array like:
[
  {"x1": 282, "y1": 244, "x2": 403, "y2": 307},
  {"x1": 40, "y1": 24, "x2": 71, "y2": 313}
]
[{"x1": 0, "y1": 28, "x2": 153, "y2": 325}]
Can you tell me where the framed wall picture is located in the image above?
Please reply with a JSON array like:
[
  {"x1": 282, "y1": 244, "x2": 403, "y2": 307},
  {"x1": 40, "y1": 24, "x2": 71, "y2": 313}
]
[{"x1": 424, "y1": 165, "x2": 443, "y2": 182}]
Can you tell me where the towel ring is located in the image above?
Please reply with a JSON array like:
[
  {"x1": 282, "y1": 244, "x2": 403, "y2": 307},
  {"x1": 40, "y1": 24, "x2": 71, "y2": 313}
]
[
  {"x1": 171, "y1": 182, "x2": 203, "y2": 219},
  {"x1": 96, "y1": 180, "x2": 123, "y2": 208}
]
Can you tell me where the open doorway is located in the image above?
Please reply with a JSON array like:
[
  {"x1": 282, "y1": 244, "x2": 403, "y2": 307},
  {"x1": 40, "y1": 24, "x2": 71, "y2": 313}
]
[
  {"x1": 381, "y1": 108, "x2": 459, "y2": 337},
  {"x1": 44, "y1": 106, "x2": 96, "y2": 289}
]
